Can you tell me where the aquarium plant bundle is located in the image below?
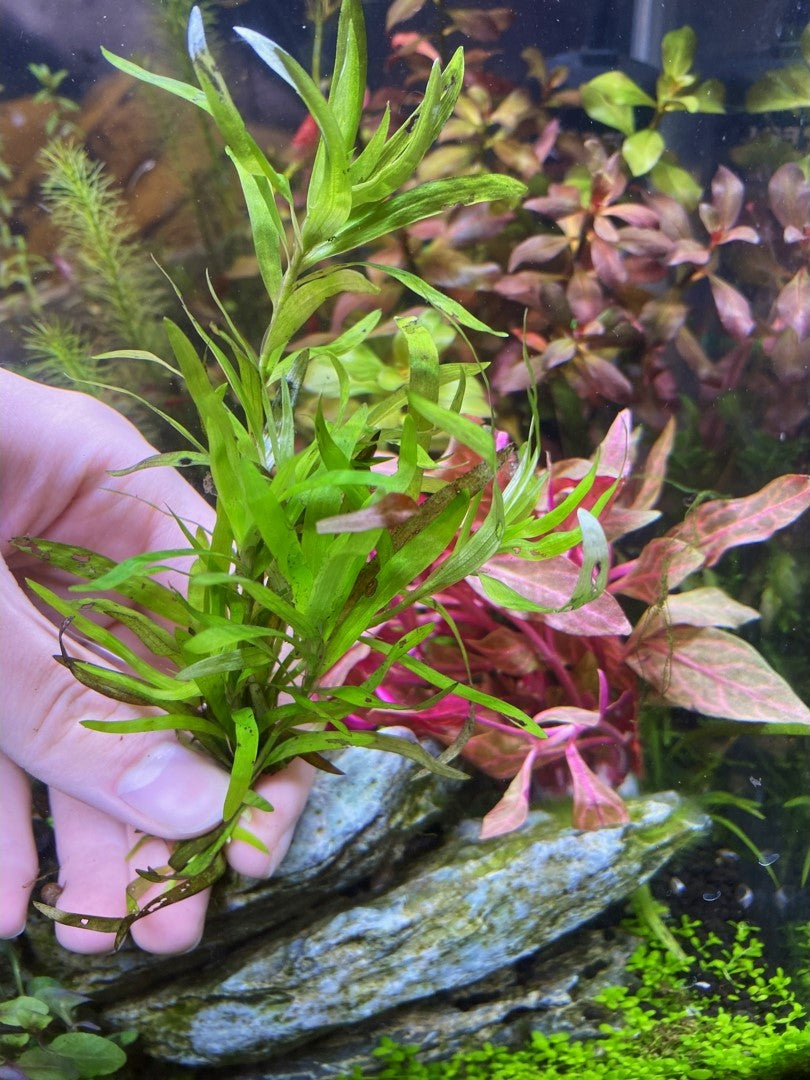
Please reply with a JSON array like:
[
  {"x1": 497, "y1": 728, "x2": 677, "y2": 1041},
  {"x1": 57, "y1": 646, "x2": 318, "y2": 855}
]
[{"x1": 13, "y1": 0, "x2": 619, "y2": 945}]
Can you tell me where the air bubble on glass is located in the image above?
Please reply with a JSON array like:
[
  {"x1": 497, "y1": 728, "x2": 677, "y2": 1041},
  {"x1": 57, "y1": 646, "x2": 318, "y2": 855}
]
[
  {"x1": 702, "y1": 890, "x2": 722, "y2": 902},
  {"x1": 757, "y1": 851, "x2": 779, "y2": 867}
]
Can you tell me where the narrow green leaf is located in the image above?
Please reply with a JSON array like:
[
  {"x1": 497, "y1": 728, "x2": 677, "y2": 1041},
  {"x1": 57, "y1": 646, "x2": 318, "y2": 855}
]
[
  {"x1": 12, "y1": 537, "x2": 190, "y2": 623},
  {"x1": 262, "y1": 269, "x2": 378, "y2": 369},
  {"x1": 108, "y1": 450, "x2": 210, "y2": 476},
  {"x1": 304, "y1": 175, "x2": 527, "y2": 268},
  {"x1": 408, "y1": 392, "x2": 495, "y2": 460},
  {"x1": 82, "y1": 714, "x2": 223, "y2": 737},
  {"x1": 229, "y1": 154, "x2": 284, "y2": 302},
  {"x1": 223, "y1": 706, "x2": 259, "y2": 818},
  {"x1": 328, "y1": 0, "x2": 367, "y2": 151},
  {"x1": 234, "y1": 24, "x2": 351, "y2": 245},
  {"x1": 102, "y1": 47, "x2": 209, "y2": 110}
]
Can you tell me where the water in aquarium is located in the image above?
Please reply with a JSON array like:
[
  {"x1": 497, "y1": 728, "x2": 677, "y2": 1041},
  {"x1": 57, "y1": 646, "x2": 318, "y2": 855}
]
[{"x1": 1, "y1": 1, "x2": 809, "y2": 1077}]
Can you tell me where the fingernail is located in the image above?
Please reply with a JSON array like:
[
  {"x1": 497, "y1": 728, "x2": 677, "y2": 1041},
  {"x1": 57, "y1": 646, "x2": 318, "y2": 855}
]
[{"x1": 117, "y1": 743, "x2": 228, "y2": 836}]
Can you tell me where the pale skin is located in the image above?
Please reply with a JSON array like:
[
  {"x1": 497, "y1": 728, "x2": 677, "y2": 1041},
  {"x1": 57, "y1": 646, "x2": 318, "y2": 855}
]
[{"x1": 0, "y1": 369, "x2": 314, "y2": 954}]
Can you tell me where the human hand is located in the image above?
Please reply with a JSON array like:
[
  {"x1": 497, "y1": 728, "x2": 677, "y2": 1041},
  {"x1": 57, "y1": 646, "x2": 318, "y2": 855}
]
[{"x1": 0, "y1": 370, "x2": 313, "y2": 953}]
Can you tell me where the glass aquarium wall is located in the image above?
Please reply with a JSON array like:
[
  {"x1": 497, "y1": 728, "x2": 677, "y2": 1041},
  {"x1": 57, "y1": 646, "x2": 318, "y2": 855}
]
[{"x1": 1, "y1": 1, "x2": 808, "y2": 1077}]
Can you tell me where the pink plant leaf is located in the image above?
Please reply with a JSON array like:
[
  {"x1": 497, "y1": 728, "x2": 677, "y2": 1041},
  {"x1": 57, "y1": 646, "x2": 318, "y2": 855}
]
[
  {"x1": 578, "y1": 352, "x2": 634, "y2": 402},
  {"x1": 616, "y1": 226, "x2": 674, "y2": 257},
  {"x1": 666, "y1": 474, "x2": 810, "y2": 568},
  {"x1": 468, "y1": 627, "x2": 540, "y2": 676},
  {"x1": 593, "y1": 214, "x2": 620, "y2": 243},
  {"x1": 601, "y1": 507, "x2": 661, "y2": 541},
  {"x1": 708, "y1": 165, "x2": 745, "y2": 231},
  {"x1": 567, "y1": 270, "x2": 605, "y2": 324},
  {"x1": 388, "y1": 31, "x2": 441, "y2": 62},
  {"x1": 719, "y1": 225, "x2": 760, "y2": 246},
  {"x1": 316, "y1": 492, "x2": 418, "y2": 533},
  {"x1": 768, "y1": 162, "x2": 810, "y2": 233},
  {"x1": 541, "y1": 337, "x2": 577, "y2": 369},
  {"x1": 473, "y1": 554, "x2": 632, "y2": 635},
  {"x1": 536, "y1": 705, "x2": 602, "y2": 727},
  {"x1": 639, "y1": 586, "x2": 760, "y2": 634},
  {"x1": 508, "y1": 233, "x2": 570, "y2": 270},
  {"x1": 709, "y1": 275, "x2": 755, "y2": 340},
  {"x1": 525, "y1": 185, "x2": 583, "y2": 219},
  {"x1": 626, "y1": 626, "x2": 810, "y2": 725},
  {"x1": 593, "y1": 408, "x2": 634, "y2": 478},
  {"x1": 534, "y1": 118, "x2": 561, "y2": 166},
  {"x1": 590, "y1": 236, "x2": 627, "y2": 288},
  {"x1": 386, "y1": 0, "x2": 430, "y2": 30},
  {"x1": 667, "y1": 238, "x2": 711, "y2": 266},
  {"x1": 566, "y1": 741, "x2": 630, "y2": 830},
  {"x1": 479, "y1": 748, "x2": 538, "y2": 838},
  {"x1": 775, "y1": 268, "x2": 810, "y2": 340},
  {"x1": 605, "y1": 203, "x2": 660, "y2": 227},
  {"x1": 611, "y1": 536, "x2": 706, "y2": 603},
  {"x1": 630, "y1": 417, "x2": 676, "y2": 510}
]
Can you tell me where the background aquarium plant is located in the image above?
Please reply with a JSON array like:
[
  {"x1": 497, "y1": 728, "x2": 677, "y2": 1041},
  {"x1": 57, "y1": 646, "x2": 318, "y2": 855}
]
[{"x1": 1, "y1": 0, "x2": 809, "y2": 1073}]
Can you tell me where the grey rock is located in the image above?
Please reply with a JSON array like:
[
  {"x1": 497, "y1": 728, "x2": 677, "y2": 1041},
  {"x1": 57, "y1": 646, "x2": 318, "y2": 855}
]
[
  {"x1": 227, "y1": 923, "x2": 639, "y2": 1080},
  {"x1": 24, "y1": 732, "x2": 458, "y2": 998},
  {"x1": 104, "y1": 792, "x2": 706, "y2": 1067}
]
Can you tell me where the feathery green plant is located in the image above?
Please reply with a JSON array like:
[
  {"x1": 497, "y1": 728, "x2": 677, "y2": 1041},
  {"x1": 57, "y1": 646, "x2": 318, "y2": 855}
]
[
  {"x1": 38, "y1": 141, "x2": 166, "y2": 356},
  {"x1": 17, "y1": 0, "x2": 613, "y2": 945}
]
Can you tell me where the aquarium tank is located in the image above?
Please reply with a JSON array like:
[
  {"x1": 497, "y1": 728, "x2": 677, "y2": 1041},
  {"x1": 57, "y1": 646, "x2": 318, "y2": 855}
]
[{"x1": 1, "y1": 1, "x2": 809, "y2": 1078}]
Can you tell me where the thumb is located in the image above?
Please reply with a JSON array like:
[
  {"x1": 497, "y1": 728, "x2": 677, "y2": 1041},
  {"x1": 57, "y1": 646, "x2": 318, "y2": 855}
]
[{"x1": 1, "y1": 558, "x2": 228, "y2": 839}]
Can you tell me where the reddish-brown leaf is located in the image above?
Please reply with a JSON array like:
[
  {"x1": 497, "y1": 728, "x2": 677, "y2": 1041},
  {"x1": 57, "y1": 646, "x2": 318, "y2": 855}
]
[{"x1": 775, "y1": 268, "x2": 810, "y2": 340}]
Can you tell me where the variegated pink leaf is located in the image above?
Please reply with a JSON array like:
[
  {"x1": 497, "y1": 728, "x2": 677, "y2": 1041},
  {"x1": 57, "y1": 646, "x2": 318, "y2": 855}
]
[
  {"x1": 611, "y1": 536, "x2": 706, "y2": 602},
  {"x1": 638, "y1": 586, "x2": 759, "y2": 635},
  {"x1": 473, "y1": 554, "x2": 632, "y2": 635},
  {"x1": 630, "y1": 417, "x2": 676, "y2": 510},
  {"x1": 479, "y1": 748, "x2": 537, "y2": 838},
  {"x1": 626, "y1": 626, "x2": 810, "y2": 724},
  {"x1": 666, "y1": 474, "x2": 810, "y2": 567},
  {"x1": 566, "y1": 741, "x2": 630, "y2": 830}
]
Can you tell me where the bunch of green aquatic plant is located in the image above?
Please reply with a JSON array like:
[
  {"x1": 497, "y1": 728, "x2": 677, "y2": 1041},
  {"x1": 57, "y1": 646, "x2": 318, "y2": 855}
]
[
  {"x1": 0, "y1": 943, "x2": 135, "y2": 1079},
  {"x1": 36, "y1": 140, "x2": 167, "y2": 359},
  {"x1": 14, "y1": 0, "x2": 622, "y2": 944},
  {"x1": 580, "y1": 26, "x2": 725, "y2": 201},
  {"x1": 340, "y1": 914, "x2": 809, "y2": 1079},
  {"x1": 747, "y1": 23, "x2": 810, "y2": 113}
]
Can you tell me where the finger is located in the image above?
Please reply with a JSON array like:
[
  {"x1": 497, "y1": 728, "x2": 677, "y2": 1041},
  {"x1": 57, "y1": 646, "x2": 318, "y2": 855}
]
[
  {"x1": 1, "y1": 556, "x2": 230, "y2": 840},
  {"x1": 226, "y1": 758, "x2": 316, "y2": 878},
  {"x1": 126, "y1": 831, "x2": 210, "y2": 955},
  {"x1": 49, "y1": 788, "x2": 130, "y2": 954},
  {"x1": 0, "y1": 754, "x2": 38, "y2": 938}
]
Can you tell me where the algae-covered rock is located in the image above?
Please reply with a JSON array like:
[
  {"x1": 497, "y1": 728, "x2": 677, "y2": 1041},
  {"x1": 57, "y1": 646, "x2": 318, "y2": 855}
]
[
  {"x1": 24, "y1": 733, "x2": 458, "y2": 997},
  {"x1": 104, "y1": 792, "x2": 706, "y2": 1067}
]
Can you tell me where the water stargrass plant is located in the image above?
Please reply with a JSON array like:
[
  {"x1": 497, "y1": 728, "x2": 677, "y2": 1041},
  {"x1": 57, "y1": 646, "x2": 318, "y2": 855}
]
[{"x1": 13, "y1": 0, "x2": 612, "y2": 945}]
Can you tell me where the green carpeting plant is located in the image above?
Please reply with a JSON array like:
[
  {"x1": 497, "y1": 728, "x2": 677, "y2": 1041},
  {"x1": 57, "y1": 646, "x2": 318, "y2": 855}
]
[
  {"x1": 14, "y1": 0, "x2": 614, "y2": 945},
  {"x1": 342, "y1": 914, "x2": 809, "y2": 1080}
]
